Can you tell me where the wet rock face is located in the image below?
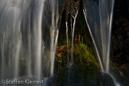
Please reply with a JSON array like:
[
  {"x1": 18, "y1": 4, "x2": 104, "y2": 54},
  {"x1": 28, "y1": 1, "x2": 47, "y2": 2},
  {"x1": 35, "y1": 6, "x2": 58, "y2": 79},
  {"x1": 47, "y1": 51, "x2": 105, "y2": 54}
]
[
  {"x1": 98, "y1": 73, "x2": 115, "y2": 86},
  {"x1": 46, "y1": 66, "x2": 116, "y2": 86}
]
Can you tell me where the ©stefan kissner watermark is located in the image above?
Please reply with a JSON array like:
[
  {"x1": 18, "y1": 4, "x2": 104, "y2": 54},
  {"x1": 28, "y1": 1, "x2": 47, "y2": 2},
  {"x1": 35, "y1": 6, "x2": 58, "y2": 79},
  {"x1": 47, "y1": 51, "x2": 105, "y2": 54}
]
[{"x1": 1, "y1": 79, "x2": 44, "y2": 85}]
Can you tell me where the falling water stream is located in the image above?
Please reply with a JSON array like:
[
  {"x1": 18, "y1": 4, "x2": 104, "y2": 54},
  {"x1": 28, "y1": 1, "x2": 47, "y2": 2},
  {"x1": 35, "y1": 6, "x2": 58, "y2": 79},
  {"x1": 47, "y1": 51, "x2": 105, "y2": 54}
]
[
  {"x1": 66, "y1": 11, "x2": 78, "y2": 66},
  {"x1": 0, "y1": 0, "x2": 59, "y2": 86},
  {"x1": 50, "y1": 0, "x2": 59, "y2": 77},
  {"x1": 71, "y1": 11, "x2": 78, "y2": 65},
  {"x1": 33, "y1": 0, "x2": 44, "y2": 80},
  {"x1": 83, "y1": 0, "x2": 120, "y2": 86},
  {"x1": 66, "y1": 22, "x2": 69, "y2": 65},
  {"x1": 0, "y1": 0, "x2": 121, "y2": 86}
]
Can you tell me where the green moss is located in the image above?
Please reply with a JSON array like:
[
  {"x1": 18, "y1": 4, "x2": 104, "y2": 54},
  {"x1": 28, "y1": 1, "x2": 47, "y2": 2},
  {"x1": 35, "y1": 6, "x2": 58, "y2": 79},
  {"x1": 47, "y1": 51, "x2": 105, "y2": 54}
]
[
  {"x1": 55, "y1": 37, "x2": 100, "y2": 86},
  {"x1": 74, "y1": 42, "x2": 99, "y2": 78}
]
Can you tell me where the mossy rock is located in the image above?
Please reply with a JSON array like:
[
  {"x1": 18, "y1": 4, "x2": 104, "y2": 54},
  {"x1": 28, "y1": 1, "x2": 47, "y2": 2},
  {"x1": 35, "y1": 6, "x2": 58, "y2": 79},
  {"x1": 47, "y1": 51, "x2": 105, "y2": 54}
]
[
  {"x1": 97, "y1": 73, "x2": 115, "y2": 86},
  {"x1": 54, "y1": 39, "x2": 103, "y2": 86}
]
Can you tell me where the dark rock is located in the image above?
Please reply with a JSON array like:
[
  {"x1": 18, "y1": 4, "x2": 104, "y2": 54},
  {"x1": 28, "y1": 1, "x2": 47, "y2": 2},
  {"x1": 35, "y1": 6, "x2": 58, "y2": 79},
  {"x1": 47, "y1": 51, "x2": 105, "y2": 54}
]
[{"x1": 98, "y1": 73, "x2": 115, "y2": 86}]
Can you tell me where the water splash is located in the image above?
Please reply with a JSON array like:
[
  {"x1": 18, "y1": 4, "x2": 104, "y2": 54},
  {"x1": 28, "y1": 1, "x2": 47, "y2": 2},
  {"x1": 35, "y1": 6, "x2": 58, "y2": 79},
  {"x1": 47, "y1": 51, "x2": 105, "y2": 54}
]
[{"x1": 108, "y1": 73, "x2": 121, "y2": 86}]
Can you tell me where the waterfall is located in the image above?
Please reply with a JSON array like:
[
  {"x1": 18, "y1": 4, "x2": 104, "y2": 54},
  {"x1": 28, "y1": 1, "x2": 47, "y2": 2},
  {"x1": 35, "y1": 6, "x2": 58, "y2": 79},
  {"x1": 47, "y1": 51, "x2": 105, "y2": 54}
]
[
  {"x1": 32, "y1": 0, "x2": 44, "y2": 80},
  {"x1": 0, "y1": 0, "x2": 59, "y2": 85},
  {"x1": 83, "y1": 0, "x2": 120, "y2": 86},
  {"x1": 83, "y1": 0, "x2": 114, "y2": 74},
  {"x1": 0, "y1": 0, "x2": 123, "y2": 86}
]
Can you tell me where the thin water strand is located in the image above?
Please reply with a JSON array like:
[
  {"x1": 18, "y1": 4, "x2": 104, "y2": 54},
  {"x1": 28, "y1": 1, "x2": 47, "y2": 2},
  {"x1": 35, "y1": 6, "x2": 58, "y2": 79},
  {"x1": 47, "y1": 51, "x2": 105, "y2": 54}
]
[
  {"x1": 33, "y1": 0, "x2": 44, "y2": 79},
  {"x1": 50, "y1": 0, "x2": 59, "y2": 77},
  {"x1": 66, "y1": 22, "x2": 69, "y2": 65},
  {"x1": 50, "y1": 29, "x2": 59, "y2": 77},
  {"x1": 106, "y1": 0, "x2": 115, "y2": 72},
  {"x1": 71, "y1": 11, "x2": 78, "y2": 64},
  {"x1": 50, "y1": 0, "x2": 56, "y2": 77},
  {"x1": 83, "y1": 9, "x2": 104, "y2": 72}
]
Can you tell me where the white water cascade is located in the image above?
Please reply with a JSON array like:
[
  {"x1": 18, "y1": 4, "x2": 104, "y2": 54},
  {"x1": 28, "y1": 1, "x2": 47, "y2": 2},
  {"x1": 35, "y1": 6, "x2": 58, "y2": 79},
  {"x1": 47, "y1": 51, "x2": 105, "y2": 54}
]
[
  {"x1": 83, "y1": 0, "x2": 120, "y2": 86},
  {"x1": 0, "y1": 0, "x2": 59, "y2": 86},
  {"x1": 0, "y1": 0, "x2": 122, "y2": 86}
]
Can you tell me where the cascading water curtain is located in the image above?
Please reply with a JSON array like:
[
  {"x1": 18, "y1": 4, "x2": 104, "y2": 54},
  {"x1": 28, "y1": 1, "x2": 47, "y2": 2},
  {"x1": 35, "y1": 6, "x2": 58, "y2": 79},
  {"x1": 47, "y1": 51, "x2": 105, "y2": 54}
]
[
  {"x1": 0, "y1": 0, "x2": 59, "y2": 86},
  {"x1": 83, "y1": 0, "x2": 115, "y2": 73},
  {"x1": 83, "y1": 0, "x2": 121, "y2": 86}
]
